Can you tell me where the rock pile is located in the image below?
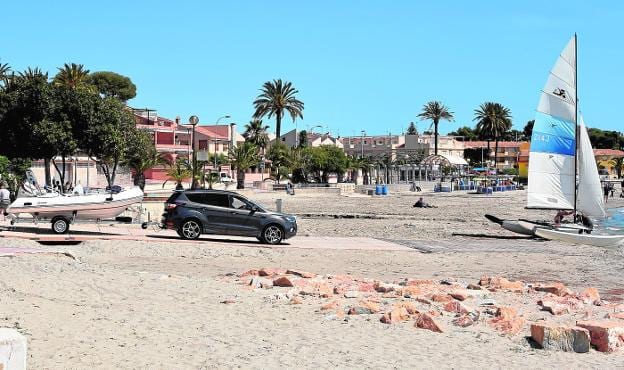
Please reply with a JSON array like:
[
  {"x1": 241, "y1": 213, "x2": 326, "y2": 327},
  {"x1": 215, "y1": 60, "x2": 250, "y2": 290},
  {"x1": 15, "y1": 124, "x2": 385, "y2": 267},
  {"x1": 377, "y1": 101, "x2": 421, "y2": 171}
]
[{"x1": 232, "y1": 269, "x2": 624, "y2": 354}]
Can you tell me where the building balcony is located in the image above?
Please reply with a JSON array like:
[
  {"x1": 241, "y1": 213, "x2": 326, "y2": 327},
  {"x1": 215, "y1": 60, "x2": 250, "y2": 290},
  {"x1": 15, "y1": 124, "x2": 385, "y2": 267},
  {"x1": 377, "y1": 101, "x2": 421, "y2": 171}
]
[{"x1": 155, "y1": 144, "x2": 191, "y2": 153}]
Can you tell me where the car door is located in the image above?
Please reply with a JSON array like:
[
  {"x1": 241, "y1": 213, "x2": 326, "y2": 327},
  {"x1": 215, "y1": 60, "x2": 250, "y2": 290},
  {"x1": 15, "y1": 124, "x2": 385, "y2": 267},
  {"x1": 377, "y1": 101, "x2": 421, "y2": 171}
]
[
  {"x1": 186, "y1": 193, "x2": 230, "y2": 235},
  {"x1": 227, "y1": 195, "x2": 263, "y2": 236}
]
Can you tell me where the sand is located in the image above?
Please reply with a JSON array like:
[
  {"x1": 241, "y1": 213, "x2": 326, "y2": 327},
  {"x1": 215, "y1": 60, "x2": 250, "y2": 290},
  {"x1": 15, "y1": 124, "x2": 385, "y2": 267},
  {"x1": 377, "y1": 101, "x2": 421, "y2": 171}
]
[{"x1": 1, "y1": 189, "x2": 623, "y2": 368}]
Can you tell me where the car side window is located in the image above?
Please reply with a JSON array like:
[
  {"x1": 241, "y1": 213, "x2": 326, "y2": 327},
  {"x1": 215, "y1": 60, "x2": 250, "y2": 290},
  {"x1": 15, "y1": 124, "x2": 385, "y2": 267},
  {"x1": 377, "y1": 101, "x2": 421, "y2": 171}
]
[
  {"x1": 202, "y1": 194, "x2": 229, "y2": 207},
  {"x1": 230, "y1": 196, "x2": 249, "y2": 210},
  {"x1": 186, "y1": 193, "x2": 229, "y2": 207}
]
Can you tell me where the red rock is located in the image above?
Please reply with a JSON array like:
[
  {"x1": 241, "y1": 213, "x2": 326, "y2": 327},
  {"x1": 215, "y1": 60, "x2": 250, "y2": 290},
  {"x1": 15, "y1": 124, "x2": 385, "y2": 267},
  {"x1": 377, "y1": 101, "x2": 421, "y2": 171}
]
[
  {"x1": 374, "y1": 281, "x2": 396, "y2": 293},
  {"x1": 320, "y1": 300, "x2": 341, "y2": 311},
  {"x1": 427, "y1": 310, "x2": 442, "y2": 317},
  {"x1": 414, "y1": 313, "x2": 444, "y2": 333},
  {"x1": 490, "y1": 306, "x2": 524, "y2": 336},
  {"x1": 453, "y1": 313, "x2": 478, "y2": 327},
  {"x1": 393, "y1": 301, "x2": 419, "y2": 315},
  {"x1": 535, "y1": 283, "x2": 572, "y2": 297},
  {"x1": 530, "y1": 323, "x2": 590, "y2": 353},
  {"x1": 380, "y1": 307, "x2": 410, "y2": 324},
  {"x1": 495, "y1": 306, "x2": 518, "y2": 321},
  {"x1": 539, "y1": 300, "x2": 570, "y2": 316},
  {"x1": 258, "y1": 268, "x2": 287, "y2": 276},
  {"x1": 300, "y1": 282, "x2": 333, "y2": 297},
  {"x1": 415, "y1": 296, "x2": 432, "y2": 305},
  {"x1": 273, "y1": 276, "x2": 294, "y2": 287},
  {"x1": 290, "y1": 296, "x2": 303, "y2": 305},
  {"x1": 406, "y1": 279, "x2": 435, "y2": 286},
  {"x1": 578, "y1": 287, "x2": 601, "y2": 305},
  {"x1": 400, "y1": 285, "x2": 422, "y2": 296},
  {"x1": 431, "y1": 294, "x2": 453, "y2": 303},
  {"x1": 576, "y1": 320, "x2": 624, "y2": 352},
  {"x1": 286, "y1": 269, "x2": 317, "y2": 278},
  {"x1": 358, "y1": 299, "x2": 381, "y2": 314},
  {"x1": 479, "y1": 275, "x2": 524, "y2": 292},
  {"x1": 356, "y1": 281, "x2": 376, "y2": 293},
  {"x1": 450, "y1": 290, "x2": 470, "y2": 301},
  {"x1": 239, "y1": 269, "x2": 259, "y2": 277},
  {"x1": 443, "y1": 301, "x2": 472, "y2": 315}
]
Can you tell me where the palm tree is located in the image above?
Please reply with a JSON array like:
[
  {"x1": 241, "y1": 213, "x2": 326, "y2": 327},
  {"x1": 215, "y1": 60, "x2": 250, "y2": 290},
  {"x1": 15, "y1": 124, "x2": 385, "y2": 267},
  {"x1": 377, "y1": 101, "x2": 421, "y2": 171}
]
[
  {"x1": 162, "y1": 157, "x2": 192, "y2": 190},
  {"x1": 125, "y1": 152, "x2": 170, "y2": 191},
  {"x1": 253, "y1": 79, "x2": 304, "y2": 139},
  {"x1": 417, "y1": 101, "x2": 454, "y2": 156},
  {"x1": 243, "y1": 119, "x2": 270, "y2": 149},
  {"x1": 53, "y1": 63, "x2": 90, "y2": 89},
  {"x1": 203, "y1": 172, "x2": 220, "y2": 189},
  {"x1": 17, "y1": 67, "x2": 48, "y2": 82},
  {"x1": 0, "y1": 62, "x2": 10, "y2": 87},
  {"x1": 229, "y1": 142, "x2": 260, "y2": 189},
  {"x1": 474, "y1": 102, "x2": 512, "y2": 171},
  {"x1": 614, "y1": 157, "x2": 624, "y2": 179}
]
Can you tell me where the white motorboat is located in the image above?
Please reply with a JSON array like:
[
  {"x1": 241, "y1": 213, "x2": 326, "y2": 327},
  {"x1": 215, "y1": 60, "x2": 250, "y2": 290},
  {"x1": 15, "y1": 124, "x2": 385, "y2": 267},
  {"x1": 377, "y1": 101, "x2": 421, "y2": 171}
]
[{"x1": 7, "y1": 186, "x2": 144, "y2": 233}]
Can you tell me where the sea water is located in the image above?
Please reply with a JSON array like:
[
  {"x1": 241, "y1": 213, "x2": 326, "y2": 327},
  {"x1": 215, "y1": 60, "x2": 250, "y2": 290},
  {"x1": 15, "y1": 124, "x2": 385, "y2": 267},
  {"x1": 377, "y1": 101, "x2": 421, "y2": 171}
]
[{"x1": 600, "y1": 207, "x2": 624, "y2": 234}]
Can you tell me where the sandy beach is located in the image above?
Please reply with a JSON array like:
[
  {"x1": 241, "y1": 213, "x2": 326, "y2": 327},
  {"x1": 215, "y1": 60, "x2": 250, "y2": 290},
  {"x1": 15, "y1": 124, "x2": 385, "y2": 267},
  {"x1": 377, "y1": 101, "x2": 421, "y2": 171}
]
[{"x1": 1, "y1": 189, "x2": 624, "y2": 368}]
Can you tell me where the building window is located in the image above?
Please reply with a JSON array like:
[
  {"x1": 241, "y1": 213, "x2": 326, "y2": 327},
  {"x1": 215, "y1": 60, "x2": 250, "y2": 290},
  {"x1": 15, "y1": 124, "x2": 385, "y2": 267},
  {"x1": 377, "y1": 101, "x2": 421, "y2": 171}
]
[{"x1": 199, "y1": 140, "x2": 208, "y2": 150}]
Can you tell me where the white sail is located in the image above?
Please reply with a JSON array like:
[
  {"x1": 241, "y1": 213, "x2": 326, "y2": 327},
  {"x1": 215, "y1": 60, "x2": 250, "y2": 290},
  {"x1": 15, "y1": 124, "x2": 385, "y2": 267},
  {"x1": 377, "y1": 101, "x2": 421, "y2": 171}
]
[
  {"x1": 527, "y1": 36, "x2": 577, "y2": 210},
  {"x1": 577, "y1": 116, "x2": 606, "y2": 218}
]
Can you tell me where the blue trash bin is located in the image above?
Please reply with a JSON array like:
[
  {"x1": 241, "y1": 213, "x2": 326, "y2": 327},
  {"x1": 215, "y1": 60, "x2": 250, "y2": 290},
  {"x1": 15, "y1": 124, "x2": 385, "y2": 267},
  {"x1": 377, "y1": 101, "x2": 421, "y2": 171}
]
[
  {"x1": 375, "y1": 185, "x2": 382, "y2": 195},
  {"x1": 382, "y1": 185, "x2": 388, "y2": 195}
]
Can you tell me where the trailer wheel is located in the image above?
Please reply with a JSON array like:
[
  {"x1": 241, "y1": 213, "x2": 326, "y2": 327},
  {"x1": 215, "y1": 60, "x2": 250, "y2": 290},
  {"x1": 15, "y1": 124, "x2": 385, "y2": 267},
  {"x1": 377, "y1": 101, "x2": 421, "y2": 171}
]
[{"x1": 51, "y1": 217, "x2": 70, "y2": 234}]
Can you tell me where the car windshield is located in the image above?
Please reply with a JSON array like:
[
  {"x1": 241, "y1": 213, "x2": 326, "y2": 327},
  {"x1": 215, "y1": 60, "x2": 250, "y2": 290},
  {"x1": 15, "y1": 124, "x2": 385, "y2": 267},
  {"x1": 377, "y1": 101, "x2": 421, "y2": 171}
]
[{"x1": 246, "y1": 199, "x2": 266, "y2": 212}]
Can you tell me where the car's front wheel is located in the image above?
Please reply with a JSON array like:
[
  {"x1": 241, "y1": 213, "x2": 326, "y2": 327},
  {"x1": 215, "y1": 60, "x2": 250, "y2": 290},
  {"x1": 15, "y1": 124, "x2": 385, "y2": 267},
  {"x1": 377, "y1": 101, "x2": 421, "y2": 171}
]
[
  {"x1": 179, "y1": 219, "x2": 202, "y2": 240},
  {"x1": 261, "y1": 224, "x2": 283, "y2": 245}
]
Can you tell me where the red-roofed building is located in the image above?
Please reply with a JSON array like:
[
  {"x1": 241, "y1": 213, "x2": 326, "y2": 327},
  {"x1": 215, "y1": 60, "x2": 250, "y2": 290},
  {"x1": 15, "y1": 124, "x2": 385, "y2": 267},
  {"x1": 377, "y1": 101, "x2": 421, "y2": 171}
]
[
  {"x1": 132, "y1": 109, "x2": 244, "y2": 183},
  {"x1": 463, "y1": 141, "x2": 527, "y2": 170},
  {"x1": 594, "y1": 148, "x2": 624, "y2": 178}
]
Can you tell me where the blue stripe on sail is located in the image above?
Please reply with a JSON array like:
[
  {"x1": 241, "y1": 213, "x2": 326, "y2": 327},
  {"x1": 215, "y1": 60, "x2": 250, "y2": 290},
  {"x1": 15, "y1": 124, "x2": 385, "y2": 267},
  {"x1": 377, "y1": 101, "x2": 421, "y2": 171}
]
[
  {"x1": 530, "y1": 111, "x2": 576, "y2": 156},
  {"x1": 530, "y1": 131, "x2": 575, "y2": 156},
  {"x1": 532, "y1": 112, "x2": 575, "y2": 139}
]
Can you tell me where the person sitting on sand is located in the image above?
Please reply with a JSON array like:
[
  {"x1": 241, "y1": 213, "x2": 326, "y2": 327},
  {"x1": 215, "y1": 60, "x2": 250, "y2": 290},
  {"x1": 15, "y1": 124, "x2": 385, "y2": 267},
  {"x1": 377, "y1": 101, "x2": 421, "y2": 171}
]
[
  {"x1": 413, "y1": 197, "x2": 437, "y2": 208},
  {"x1": 554, "y1": 209, "x2": 574, "y2": 226}
]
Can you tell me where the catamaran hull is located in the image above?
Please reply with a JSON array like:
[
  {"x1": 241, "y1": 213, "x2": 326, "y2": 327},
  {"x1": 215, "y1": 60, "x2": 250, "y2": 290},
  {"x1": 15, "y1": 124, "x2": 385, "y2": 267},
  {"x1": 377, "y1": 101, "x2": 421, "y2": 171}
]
[
  {"x1": 7, "y1": 187, "x2": 144, "y2": 221},
  {"x1": 535, "y1": 228, "x2": 624, "y2": 248},
  {"x1": 501, "y1": 221, "x2": 535, "y2": 236}
]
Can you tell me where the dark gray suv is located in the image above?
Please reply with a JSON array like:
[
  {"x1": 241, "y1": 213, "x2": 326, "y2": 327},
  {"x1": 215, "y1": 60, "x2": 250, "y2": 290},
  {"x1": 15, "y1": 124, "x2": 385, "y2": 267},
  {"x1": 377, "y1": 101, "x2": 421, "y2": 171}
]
[{"x1": 161, "y1": 190, "x2": 297, "y2": 244}]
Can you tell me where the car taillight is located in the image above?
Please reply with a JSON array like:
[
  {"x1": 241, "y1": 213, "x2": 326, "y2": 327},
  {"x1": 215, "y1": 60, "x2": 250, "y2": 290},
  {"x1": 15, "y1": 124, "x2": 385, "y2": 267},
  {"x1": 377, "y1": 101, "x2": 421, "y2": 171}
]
[{"x1": 165, "y1": 203, "x2": 177, "y2": 210}]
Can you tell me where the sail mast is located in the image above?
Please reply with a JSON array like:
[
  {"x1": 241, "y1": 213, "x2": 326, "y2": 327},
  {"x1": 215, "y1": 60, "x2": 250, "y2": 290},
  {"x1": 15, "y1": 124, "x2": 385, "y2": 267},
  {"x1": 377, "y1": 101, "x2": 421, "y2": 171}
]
[{"x1": 573, "y1": 33, "x2": 578, "y2": 214}]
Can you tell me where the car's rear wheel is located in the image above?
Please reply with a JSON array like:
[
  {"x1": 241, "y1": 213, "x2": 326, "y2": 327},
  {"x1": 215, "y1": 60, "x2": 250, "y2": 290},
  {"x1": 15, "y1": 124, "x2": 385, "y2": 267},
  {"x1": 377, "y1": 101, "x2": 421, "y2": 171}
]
[
  {"x1": 179, "y1": 219, "x2": 201, "y2": 240},
  {"x1": 261, "y1": 224, "x2": 283, "y2": 245}
]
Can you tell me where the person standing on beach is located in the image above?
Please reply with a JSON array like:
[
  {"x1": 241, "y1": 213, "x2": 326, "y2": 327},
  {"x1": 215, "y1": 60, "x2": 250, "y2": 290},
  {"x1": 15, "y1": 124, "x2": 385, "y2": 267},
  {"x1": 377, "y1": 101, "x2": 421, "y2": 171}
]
[
  {"x1": 0, "y1": 183, "x2": 10, "y2": 221},
  {"x1": 603, "y1": 182, "x2": 610, "y2": 203}
]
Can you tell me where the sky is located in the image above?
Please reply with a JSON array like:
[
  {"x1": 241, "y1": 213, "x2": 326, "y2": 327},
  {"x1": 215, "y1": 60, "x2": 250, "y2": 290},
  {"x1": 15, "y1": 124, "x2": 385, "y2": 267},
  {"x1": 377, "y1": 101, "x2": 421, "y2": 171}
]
[{"x1": 3, "y1": 0, "x2": 624, "y2": 137}]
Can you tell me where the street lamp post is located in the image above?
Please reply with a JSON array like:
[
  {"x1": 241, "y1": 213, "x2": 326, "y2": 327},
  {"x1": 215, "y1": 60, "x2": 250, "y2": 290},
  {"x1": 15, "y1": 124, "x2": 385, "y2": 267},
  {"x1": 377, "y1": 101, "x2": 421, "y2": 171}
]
[
  {"x1": 360, "y1": 130, "x2": 366, "y2": 158},
  {"x1": 216, "y1": 115, "x2": 231, "y2": 125},
  {"x1": 213, "y1": 138, "x2": 219, "y2": 171},
  {"x1": 189, "y1": 115, "x2": 199, "y2": 189}
]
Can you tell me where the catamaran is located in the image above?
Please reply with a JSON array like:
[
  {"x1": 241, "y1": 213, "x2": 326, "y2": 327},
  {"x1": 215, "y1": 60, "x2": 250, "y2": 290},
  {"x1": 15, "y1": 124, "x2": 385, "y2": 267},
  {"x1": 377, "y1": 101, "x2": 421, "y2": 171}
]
[{"x1": 488, "y1": 35, "x2": 624, "y2": 247}]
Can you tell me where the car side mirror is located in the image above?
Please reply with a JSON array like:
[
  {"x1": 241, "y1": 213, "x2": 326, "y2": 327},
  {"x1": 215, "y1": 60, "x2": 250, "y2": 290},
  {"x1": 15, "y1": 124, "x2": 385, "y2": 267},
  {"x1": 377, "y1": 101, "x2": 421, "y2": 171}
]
[{"x1": 249, "y1": 206, "x2": 258, "y2": 213}]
